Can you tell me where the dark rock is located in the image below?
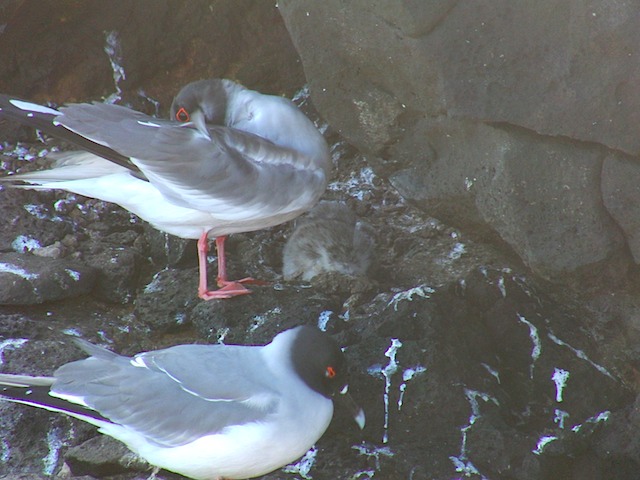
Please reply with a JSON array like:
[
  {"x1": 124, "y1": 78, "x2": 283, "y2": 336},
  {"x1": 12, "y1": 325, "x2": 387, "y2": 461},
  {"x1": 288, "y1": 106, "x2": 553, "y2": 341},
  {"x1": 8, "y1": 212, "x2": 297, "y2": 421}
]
[
  {"x1": 0, "y1": 1, "x2": 304, "y2": 105},
  {"x1": 279, "y1": 0, "x2": 640, "y2": 156},
  {"x1": 0, "y1": 314, "x2": 48, "y2": 340},
  {"x1": 278, "y1": 1, "x2": 640, "y2": 285},
  {"x1": 64, "y1": 435, "x2": 149, "y2": 477},
  {"x1": 336, "y1": 267, "x2": 634, "y2": 479},
  {"x1": 0, "y1": 402, "x2": 77, "y2": 478},
  {"x1": 0, "y1": 475, "x2": 51, "y2": 480},
  {"x1": 601, "y1": 153, "x2": 640, "y2": 263},
  {"x1": 387, "y1": 120, "x2": 628, "y2": 285},
  {"x1": 0, "y1": 252, "x2": 96, "y2": 305},
  {"x1": 190, "y1": 284, "x2": 342, "y2": 344},
  {"x1": 0, "y1": 338, "x2": 84, "y2": 376},
  {"x1": 81, "y1": 244, "x2": 144, "y2": 304},
  {"x1": 0, "y1": 187, "x2": 72, "y2": 253},
  {"x1": 143, "y1": 224, "x2": 195, "y2": 269},
  {"x1": 134, "y1": 267, "x2": 200, "y2": 334},
  {"x1": 592, "y1": 393, "x2": 640, "y2": 465}
]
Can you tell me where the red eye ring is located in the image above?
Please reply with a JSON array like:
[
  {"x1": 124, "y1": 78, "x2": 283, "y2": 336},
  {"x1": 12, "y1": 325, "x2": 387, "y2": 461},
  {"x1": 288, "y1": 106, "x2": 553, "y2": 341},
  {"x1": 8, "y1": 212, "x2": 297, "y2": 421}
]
[
  {"x1": 326, "y1": 366, "x2": 337, "y2": 379},
  {"x1": 175, "y1": 107, "x2": 190, "y2": 122}
]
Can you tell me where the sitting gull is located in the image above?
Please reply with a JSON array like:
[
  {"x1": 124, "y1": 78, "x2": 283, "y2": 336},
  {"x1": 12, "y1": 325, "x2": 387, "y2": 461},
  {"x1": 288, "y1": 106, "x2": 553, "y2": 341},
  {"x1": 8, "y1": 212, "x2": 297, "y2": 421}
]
[{"x1": 0, "y1": 325, "x2": 365, "y2": 479}]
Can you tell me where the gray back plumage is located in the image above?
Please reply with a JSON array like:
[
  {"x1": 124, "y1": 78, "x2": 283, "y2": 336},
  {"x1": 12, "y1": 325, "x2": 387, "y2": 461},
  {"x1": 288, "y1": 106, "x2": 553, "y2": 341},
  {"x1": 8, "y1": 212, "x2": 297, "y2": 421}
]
[{"x1": 53, "y1": 342, "x2": 279, "y2": 447}]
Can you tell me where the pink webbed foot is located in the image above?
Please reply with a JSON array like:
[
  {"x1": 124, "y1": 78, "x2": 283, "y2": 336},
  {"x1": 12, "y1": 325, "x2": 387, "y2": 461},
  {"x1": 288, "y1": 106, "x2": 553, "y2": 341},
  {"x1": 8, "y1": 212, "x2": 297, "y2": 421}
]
[
  {"x1": 198, "y1": 281, "x2": 252, "y2": 300},
  {"x1": 197, "y1": 233, "x2": 269, "y2": 300}
]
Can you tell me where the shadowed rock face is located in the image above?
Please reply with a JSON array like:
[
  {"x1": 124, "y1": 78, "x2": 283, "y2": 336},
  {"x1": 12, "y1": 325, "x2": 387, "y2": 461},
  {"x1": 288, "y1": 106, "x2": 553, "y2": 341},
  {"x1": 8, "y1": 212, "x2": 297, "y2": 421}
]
[
  {"x1": 0, "y1": 1, "x2": 305, "y2": 106},
  {"x1": 278, "y1": 0, "x2": 640, "y2": 288},
  {"x1": 1, "y1": 2, "x2": 640, "y2": 480}
]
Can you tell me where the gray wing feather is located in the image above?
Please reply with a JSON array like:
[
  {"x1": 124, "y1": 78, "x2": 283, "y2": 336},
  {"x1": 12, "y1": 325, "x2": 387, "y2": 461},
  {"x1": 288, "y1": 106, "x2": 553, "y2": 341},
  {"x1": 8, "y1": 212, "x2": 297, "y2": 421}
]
[
  {"x1": 52, "y1": 343, "x2": 278, "y2": 447},
  {"x1": 140, "y1": 344, "x2": 271, "y2": 400},
  {"x1": 56, "y1": 103, "x2": 327, "y2": 218}
]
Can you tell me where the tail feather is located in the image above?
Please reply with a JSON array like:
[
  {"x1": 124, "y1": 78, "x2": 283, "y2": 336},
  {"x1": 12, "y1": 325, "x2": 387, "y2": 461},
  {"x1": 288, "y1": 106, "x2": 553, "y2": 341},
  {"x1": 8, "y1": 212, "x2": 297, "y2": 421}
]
[
  {"x1": 0, "y1": 151, "x2": 129, "y2": 184},
  {"x1": 0, "y1": 95, "x2": 61, "y2": 133},
  {"x1": 0, "y1": 373, "x2": 54, "y2": 388},
  {"x1": 0, "y1": 94, "x2": 140, "y2": 174},
  {"x1": 0, "y1": 374, "x2": 111, "y2": 424}
]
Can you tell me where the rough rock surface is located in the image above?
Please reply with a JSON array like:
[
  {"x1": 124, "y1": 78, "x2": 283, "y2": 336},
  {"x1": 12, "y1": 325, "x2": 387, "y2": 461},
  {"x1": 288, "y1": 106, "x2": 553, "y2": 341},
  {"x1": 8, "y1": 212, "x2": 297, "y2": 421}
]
[
  {"x1": 0, "y1": 2, "x2": 640, "y2": 480},
  {"x1": 278, "y1": 0, "x2": 640, "y2": 285},
  {"x1": 0, "y1": 0, "x2": 305, "y2": 106},
  {"x1": 0, "y1": 252, "x2": 96, "y2": 305}
]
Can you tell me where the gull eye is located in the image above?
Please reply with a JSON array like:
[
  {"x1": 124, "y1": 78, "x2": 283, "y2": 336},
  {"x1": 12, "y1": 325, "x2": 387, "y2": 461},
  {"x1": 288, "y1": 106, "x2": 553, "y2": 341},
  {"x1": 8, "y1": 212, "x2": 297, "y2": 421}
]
[
  {"x1": 325, "y1": 366, "x2": 337, "y2": 379},
  {"x1": 175, "y1": 107, "x2": 190, "y2": 122}
]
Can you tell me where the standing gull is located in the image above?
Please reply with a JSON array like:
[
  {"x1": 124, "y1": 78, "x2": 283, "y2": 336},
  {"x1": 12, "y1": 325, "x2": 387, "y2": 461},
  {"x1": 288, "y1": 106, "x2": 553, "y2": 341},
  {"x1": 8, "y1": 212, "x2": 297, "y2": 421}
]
[
  {"x1": 0, "y1": 325, "x2": 365, "y2": 480},
  {"x1": 0, "y1": 79, "x2": 331, "y2": 299}
]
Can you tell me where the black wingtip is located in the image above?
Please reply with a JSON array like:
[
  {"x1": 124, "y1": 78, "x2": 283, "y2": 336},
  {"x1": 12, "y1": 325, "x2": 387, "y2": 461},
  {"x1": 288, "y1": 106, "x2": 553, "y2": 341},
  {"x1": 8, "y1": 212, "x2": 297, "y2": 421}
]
[
  {"x1": 0, "y1": 384, "x2": 112, "y2": 424},
  {"x1": 0, "y1": 93, "x2": 144, "y2": 177}
]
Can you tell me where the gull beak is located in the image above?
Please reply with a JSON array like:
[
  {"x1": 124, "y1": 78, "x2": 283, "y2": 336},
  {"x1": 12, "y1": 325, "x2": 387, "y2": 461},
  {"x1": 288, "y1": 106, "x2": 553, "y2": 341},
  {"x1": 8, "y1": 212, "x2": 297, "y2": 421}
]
[
  {"x1": 339, "y1": 384, "x2": 366, "y2": 430},
  {"x1": 189, "y1": 109, "x2": 211, "y2": 140}
]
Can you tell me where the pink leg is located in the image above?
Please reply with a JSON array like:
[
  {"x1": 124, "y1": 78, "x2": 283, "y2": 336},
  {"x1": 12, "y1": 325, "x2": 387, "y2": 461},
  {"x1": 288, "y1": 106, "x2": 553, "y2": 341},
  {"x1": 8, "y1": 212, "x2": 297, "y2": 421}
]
[{"x1": 197, "y1": 233, "x2": 251, "y2": 300}]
